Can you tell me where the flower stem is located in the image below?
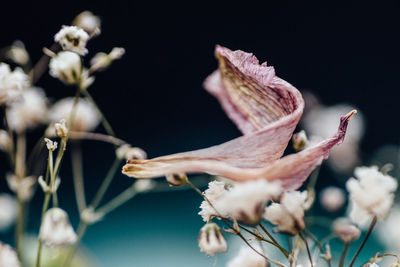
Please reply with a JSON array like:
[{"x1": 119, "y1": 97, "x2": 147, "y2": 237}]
[
  {"x1": 339, "y1": 242, "x2": 350, "y2": 267},
  {"x1": 299, "y1": 232, "x2": 313, "y2": 267},
  {"x1": 15, "y1": 131, "x2": 26, "y2": 259},
  {"x1": 69, "y1": 131, "x2": 127, "y2": 146},
  {"x1": 96, "y1": 184, "x2": 138, "y2": 216},
  {"x1": 258, "y1": 223, "x2": 289, "y2": 258},
  {"x1": 71, "y1": 144, "x2": 86, "y2": 212},
  {"x1": 349, "y1": 216, "x2": 377, "y2": 267}
]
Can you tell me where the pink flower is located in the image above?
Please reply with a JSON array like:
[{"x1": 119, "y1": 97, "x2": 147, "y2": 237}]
[{"x1": 122, "y1": 46, "x2": 355, "y2": 189}]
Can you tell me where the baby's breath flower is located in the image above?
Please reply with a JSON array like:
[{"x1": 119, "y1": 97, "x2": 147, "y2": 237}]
[
  {"x1": 133, "y1": 179, "x2": 156, "y2": 193},
  {"x1": 54, "y1": 119, "x2": 68, "y2": 138},
  {"x1": 44, "y1": 138, "x2": 58, "y2": 151},
  {"x1": 0, "y1": 130, "x2": 12, "y2": 152},
  {"x1": 0, "y1": 242, "x2": 20, "y2": 267},
  {"x1": 292, "y1": 130, "x2": 308, "y2": 151},
  {"x1": 227, "y1": 243, "x2": 267, "y2": 267},
  {"x1": 116, "y1": 145, "x2": 147, "y2": 160},
  {"x1": 0, "y1": 194, "x2": 17, "y2": 231},
  {"x1": 54, "y1": 26, "x2": 89, "y2": 55},
  {"x1": 198, "y1": 180, "x2": 227, "y2": 222},
  {"x1": 5, "y1": 41, "x2": 30, "y2": 66},
  {"x1": 198, "y1": 223, "x2": 227, "y2": 256},
  {"x1": 165, "y1": 173, "x2": 188, "y2": 186},
  {"x1": 72, "y1": 11, "x2": 101, "y2": 36},
  {"x1": 38, "y1": 176, "x2": 61, "y2": 194},
  {"x1": 0, "y1": 63, "x2": 30, "y2": 105},
  {"x1": 90, "y1": 47, "x2": 125, "y2": 72},
  {"x1": 319, "y1": 186, "x2": 346, "y2": 212},
  {"x1": 49, "y1": 51, "x2": 81, "y2": 85},
  {"x1": 215, "y1": 180, "x2": 282, "y2": 225},
  {"x1": 49, "y1": 97, "x2": 100, "y2": 132},
  {"x1": 6, "y1": 174, "x2": 35, "y2": 201},
  {"x1": 263, "y1": 190, "x2": 308, "y2": 235},
  {"x1": 39, "y1": 208, "x2": 77, "y2": 246},
  {"x1": 346, "y1": 166, "x2": 397, "y2": 226},
  {"x1": 333, "y1": 218, "x2": 361, "y2": 243},
  {"x1": 6, "y1": 87, "x2": 48, "y2": 132}
]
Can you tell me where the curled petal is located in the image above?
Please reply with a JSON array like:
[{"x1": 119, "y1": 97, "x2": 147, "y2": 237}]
[{"x1": 122, "y1": 46, "x2": 353, "y2": 189}]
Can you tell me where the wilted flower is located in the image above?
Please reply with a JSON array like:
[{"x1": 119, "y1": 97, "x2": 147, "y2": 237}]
[
  {"x1": 333, "y1": 218, "x2": 361, "y2": 243},
  {"x1": 90, "y1": 47, "x2": 125, "y2": 72},
  {"x1": 319, "y1": 186, "x2": 346, "y2": 212},
  {"x1": 199, "y1": 180, "x2": 227, "y2": 222},
  {"x1": 39, "y1": 208, "x2": 77, "y2": 246},
  {"x1": 4, "y1": 41, "x2": 30, "y2": 66},
  {"x1": 214, "y1": 179, "x2": 282, "y2": 225},
  {"x1": 227, "y1": 243, "x2": 267, "y2": 267},
  {"x1": 6, "y1": 87, "x2": 48, "y2": 132},
  {"x1": 198, "y1": 223, "x2": 227, "y2": 256},
  {"x1": 0, "y1": 130, "x2": 12, "y2": 152},
  {"x1": 72, "y1": 11, "x2": 101, "y2": 36},
  {"x1": 165, "y1": 173, "x2": 188, "y2": 186},
  {"x1": 0, "y1": 194, "x2": 17, "y2": 231},
  {"x1": 292, "y1": 130, "x2": 308, "y2": 151},
  {"x1": 49, "y1": 97, "x2": 100, "y2": 132},
  {"x1": 116, "y1": 145, "x2": 147, "y2": 160},
  {"x1": 6, "y1": 174, "x2": 35, "y2": 201},
  {"x1": 0, "y1": 242, "x2": 20, "y2": 267},
  {"x1": 0, "y1": 63, "x2": 30, "y2": 105},
  {"x1": 54, "y1": 25, "x2": 89, "y2": 55},
  {"x1": 44, "y1": 138, "x2": 58, "y2": 151},
  {"x1": 346, "y1": 166, "x2": 397, "y2": 226},
  {"x1": 123, "y1": 46, "x2": 354, "y2": 191},
  {"x1": 49, "y1": 51, "x2": 81, "y2": 85},
  {"x1": 263, "y1": 190, "x2": 308, "y2": 235}
]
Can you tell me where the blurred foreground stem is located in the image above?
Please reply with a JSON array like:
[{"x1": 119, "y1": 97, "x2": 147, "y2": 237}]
[{"x1": 349, "y1": 216, "x2": 377, "y2": 267}]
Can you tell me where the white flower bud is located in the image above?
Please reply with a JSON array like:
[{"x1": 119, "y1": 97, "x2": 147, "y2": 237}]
[
  {"x1": 165, "y1": 173, "x2": 188, "y2": 186},
  {"x1": 0, "y1": 63, "x2": 30, "y2": 105},
  {"x1": 133, "y1": 179, "x2": 156, "y2": 193},
  {"x1": 44, "y1": 138, "x2": 58, "y2": 152},
  {"x1": 333, "y1": 218, "x2": 361, "y2": 243},
  {"x1": 49, "y1": 51, "x2": 82, "y2": 85},
  {"x1": 5, "y1": 41, "x2": 30, "y2": 66},
  {"x1": 39, "y1": 208, "x2": 77, "y2": 246},
  {"x1": 54, "y1": 25, "x2": 89, "y2": 55},
  {"x1": 54, "y1": 119, "x2": 68, "y2": 138},
  {"x1": 0, "y1": 194, "x2": 17, "y2": 231},
  {"x1": 38, "y1": 176, "x2": 61, "y2": 194},
  {"x1": 72, "y1": 11, "x2": 101, "y2": 36},
  {"x1": 6, "y1": 174, "x2": 35, "y2": 202},
  {"x1": 292, "y1": 130, "x2": 308, "y2": 151},
  {"x1": 0, "y1": 242, "x2": 20, "y2": 267},
  {"x1": 0, "y1": 130, "x2": 12, "y2": 152},
  {"x1": 90, "y1": 47, "x2": 125, "y2": 72},
  {"x1": 198, "y1": 223, "x2": 227, "y2": 256},
  {"x1": 319, "y1": 186, "x2": 346, "y2": 212},
  {"x1": 116, "y1": 145, "x2": 147, "y2": 161}
]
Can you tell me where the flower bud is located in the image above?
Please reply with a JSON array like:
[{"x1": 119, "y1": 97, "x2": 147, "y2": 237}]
[
  {"x1": 333, "y1": 218, "x2": 361, "y2": 243},
  {"x1": 165, "y1": 173, "x2": 188, "y2": 186},
  {"x1": 54, "y1": 25, "x2": 89, "y2": 56},
  {"x1": 72, "y1": 11, "x2": 101, "y2": 36},
  {"x1": 319, "y1": 186, "x2": 346, "y2": 212},
  {"x1": 39, "y1": 208, "x2": 77, "y2": 246},
  {"x1": 54, "y1": 119, "x2": 68, "y2": 138},
  {"x1": 198, "y1": 223, "x2": 227, "y2": 256},
  {"x1": 116, "y1": 145, "x2": 147, "y2": 161},
  {"x1": 292, "y1": 130, "x2": 308, "y2": 151},
  {"x1": 6, "y1": 174, "x2": 35, "y2": 202},
  {"x1": 0, "y1": 130, "x2": 12, "y2": 152},
  {"x1": 49, "y1": 51, "x2": 82, "y2": 85},
  {"x1": 133, "y1": 179, "x2": 156, "y2": 193},
  {"x1": 44, "y1": 138, "x2": 58, "y2": 152},
  {"x1": 5, "y1": 40, "x2": 30, "y2": 66}
]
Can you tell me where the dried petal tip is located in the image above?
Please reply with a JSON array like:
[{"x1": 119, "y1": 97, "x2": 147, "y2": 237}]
[{"x1": 198, "y1": 223, "x2": 227, "y2": 256}]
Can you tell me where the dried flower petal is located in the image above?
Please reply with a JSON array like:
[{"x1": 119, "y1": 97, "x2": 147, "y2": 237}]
[{"x1": 123, "y1": 46, "x2": 353, "y2": 189}]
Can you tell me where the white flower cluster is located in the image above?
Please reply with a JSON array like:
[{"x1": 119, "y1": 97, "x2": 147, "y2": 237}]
[
  {"x1": 54, "y1": 26, "x2": 89, "y2": 56},
  {"x1": 0, "y1": 63, "x2": 30, "y2": 105}
]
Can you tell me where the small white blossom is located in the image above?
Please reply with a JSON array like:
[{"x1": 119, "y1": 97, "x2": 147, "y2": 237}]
[
  {"x1": 5, "y1": 41, "x2": 30, "y2": 66},
  {"x1": 39, "y1": 208, "x2": 77, "y2": 246},
  {"x1": 263, "y1": 190, "x2": 308, "y2": 235},
  {"x1": 54, "y1": 26, "x2": 89, "y2": 55},
  {"x1": 72, "y1": 11, "x2": 101, "y2": 36},
  {"x1": 227, "y1": 243, "x2": 267, "y2": 267},
  {"x1": 6, "y1": 174, "x2": 35, "y2": 201},
  {"x1": 0, "y1": 242, "x2": 20, "y2": 267},
  {"x1": 38, "y1": 176, "x2": 61, "y2": 194},
  {"x1": 90, "y1": 47, "x2": 125, "y2": 72},
  {"x1": 49, "y1": 97, "x2": 100, "y2": 132},
  {"x1": 198, "y1": 223, "x2": 227, "y2": 256},
  {"x1": 6, "y1": 87, "x2": 48, "y2": 132},
  {"x1": 198, "y1": 180, "x2": 227, "y2": 222},
  {"x1": 346, "y1": 166, "x2": 397, "y2": 226},
  {"x1": 54, "y1": 119, "x2": 68, "y2": 138},
  {"x1": 333, "y1": 218, "x2": 361, "y2": 243},
  {"x1": 49, "y1": 51, "x2": 81, "y2": 85},
  {"x1": 44, "y1": 138, "x2": 58, "y2": 151},
  {"x1": 0, "y1": 194, "x2": 17, "y2": 231},
  {"x1": 0, "y1": 130, "x2": 12, "y2": 152},
  {"x1": 0, "y1": 63, "x2": 30, "y2": 105},
  {"x1": 319, "y1": 186, "x2": 346, "y2": 212},
  {"x1": 214, "y1": 180, "x2": 282, "y2": 225},
  {"x1": 116, "y1": 145, "x2": 147, "y2": 160},
  {"x1": 133, "y1": 179, "x2": 156, "y2": 193}
]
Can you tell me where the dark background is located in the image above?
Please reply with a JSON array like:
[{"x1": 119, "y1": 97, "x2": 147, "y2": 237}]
[{"x1": 0, "y1": 1, "x2": 399, "y2": 266}]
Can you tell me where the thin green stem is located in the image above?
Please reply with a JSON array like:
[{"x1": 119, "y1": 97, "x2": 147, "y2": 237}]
[
  {"x1": 71, "y1": 145, "x2": 86, "y2": 212},
  {"x1": 90, "y1": 158, "x2": 122, "y2": 209},
  {"x1": 259, "y1": 223, "x2": 289, "y2": 258},
  {"x1": 303, "y1": 229, "x2": 332, "y2": 267},
  {"x1": 339, "y1": 242, "x2": 350, "y2": 267},
  {"x1": 299, "y1": 232, "x2": 314, "y2": 267},
  {"x1": 349, "y1": 216, "x2": 377, "y2": 267},
  {"x1": 96, "y1": 184, "x2": 138, "y2": 216}
]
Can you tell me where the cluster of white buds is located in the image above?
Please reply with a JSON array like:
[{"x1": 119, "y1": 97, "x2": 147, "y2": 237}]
[
  {"x1": 292, "y1": 130, "x2": 308, "y2": 151},
  {"x1": 333, "y1": 218, "x2": 361, "y2": 243},
  {"x1": 0, "y1": 63, "x2": 30, "y2": 105},
  {"x1": 165, "y1": 173, "x2": 188, "y2": 186},
  {"x1": 0, "y1": 130, "x2": 12, "y2": 152},
  {"x1": 263, "y1": 190, "x2": 308, "y2": 235},
  {"x1": 90, "y1": 47, "x2": 125, "y2": 72},
  {"x1": 38, "y1": 176, "x2": 61, "y2": 194},
  {"x1": 54, "y1": 25, "x2": 89, "y2": 56},
  {"x1": 54, "y1": 119, "x2": 68, "y2": 138},
  {"x1": 214, "y1": 180, "x2": 282, "y2": 225},
  {"x1": 5, "y1": 41, "x2": 30, "y2": 66},
  {"x1": 39, "y1": 208, "x2": 77, "y2": 246},
  {"x1": 6, "y1": 174, "x2": 35, "y2": 202},
  {"x1": 319, "y1": 186, "x2": 346, "y2": 212},
  {"x1": 198, "y1": 222, "x2": 227, "y2": 256},
  {"x1": 44, "y1": 138, "x2": 58, "y2": 152},
  {"x1": 72, "y1": 11, "x2": 101, "y2": 37},
  {"x1": 0, "y1": 194, "x2": 17, "y2": 231},
  {"x1": 0, "y1": 242, "x2": 20, "y2": 267},
  {"x1": 49, "y1": 51, "x2": 81, "y2": 85},
  {"x1": 116, "y1": 144, "x2": 147, "y2": 161}
]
